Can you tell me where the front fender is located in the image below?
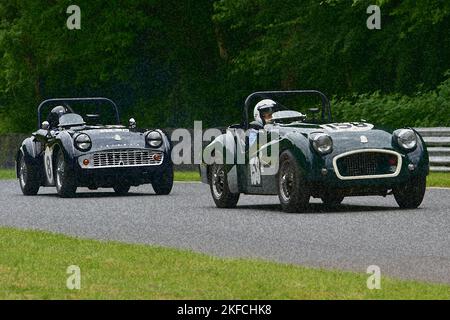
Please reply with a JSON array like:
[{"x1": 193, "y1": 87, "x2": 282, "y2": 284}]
[
  {"x1": 202, "y1": 131, "x2": 240, "y2": 193},
  {"x1": 54, "y1": 131, "x2": 77, "y2": 168},
  {"x1": 407, "y1": 129, "x2": 429, "y2": 175},
  {"x1": 156, "y1": 129, "x2": 172, "y2": 155},
  {"x1": 203, "y1": 131, "x2": 238, "y2": 166},
  {"x1": 281, "y1": 132, "x2": 315, "y2": 174},
  {"x1": 16, "y1": 137, "x2": 43, "y2": 179},
  {"x1": 19, "y1": 137, "x2": 38, "y2": 159}
]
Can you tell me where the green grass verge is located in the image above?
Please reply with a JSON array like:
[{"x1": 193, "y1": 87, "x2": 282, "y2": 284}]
[
  {"x1": 427, "y1": 172, "x2": 450, "y2": 188},
  {"x1": 0, "y1": 169, "x2": 15, "y2": 180},
  {"x1": 0, "y1": 169, "x2": 447, "y2": 187},
  {"x1": 173, "y1": 170, "x2": 200, "y2": 181},
  {"x1": 0, "y1": 227, "x2": 449, "y2": 299}
]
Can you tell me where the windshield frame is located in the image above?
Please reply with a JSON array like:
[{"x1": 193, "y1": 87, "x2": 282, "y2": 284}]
[
  {"x1": 243, "y1": 90, "x2": 332, "y2": 129},
  {"x1": 270, "y1": 110, "x2": 307, "y2": 125},
  {"x1": 58, "y1": 113, "x2": 86, "y2": 128},
  {"x1": 37, "y1": 97, "x2": 120, "y2": 129}
]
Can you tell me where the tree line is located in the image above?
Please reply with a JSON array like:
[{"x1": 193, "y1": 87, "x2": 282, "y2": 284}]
[{"x1": 0, "y1": 0, "x2": 449, "y2": 133}]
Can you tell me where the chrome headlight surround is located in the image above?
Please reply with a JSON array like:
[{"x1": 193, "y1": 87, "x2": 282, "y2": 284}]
[
  {"x1": 74, "y1": 133, "x2": 92, "y2": 151},
  {"x1": 146, "y1": 130, "x2": 163, "y2": 148},
  {"x1": 394, "y1": 129, "x2": 417, "y2": 151},
  {"x1": 310, "y1": 133, "x2": 333, "y2": 155}
]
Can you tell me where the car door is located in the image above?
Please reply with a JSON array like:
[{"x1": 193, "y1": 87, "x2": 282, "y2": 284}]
[
  {"x1": 33, "y1": 127, "x2": 57, "y2": 186},
  {"x1": 244, "y1": 126, "x2": 278, "y2": 195}
]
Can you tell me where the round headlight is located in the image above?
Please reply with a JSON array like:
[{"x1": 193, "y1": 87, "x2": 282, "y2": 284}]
[
  {"x1": 146, "y1": 131, "x2": 163, "y2": 148},
  {"x1": 395, "y1": 129, "x2": 417, "y2": 150},
  {"x1": 75, "y1": 134, "x2": 92, "y2": 151},
  {"x1": 311, "y1": 133, "x2": 333, "y2": 155}
]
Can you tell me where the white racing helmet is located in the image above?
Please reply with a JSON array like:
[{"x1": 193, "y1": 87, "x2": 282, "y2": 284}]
[{"x1": 254, "y1": 99, "x2": 277, "y2": 125}]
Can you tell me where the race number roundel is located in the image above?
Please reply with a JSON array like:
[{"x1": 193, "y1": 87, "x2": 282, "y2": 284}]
[
  {"x1": 250, "y1": 156, "x2": 261, "y2": 186},
  {"x1": 44, "y1": 146, "x2": 54, "y2": 185}
]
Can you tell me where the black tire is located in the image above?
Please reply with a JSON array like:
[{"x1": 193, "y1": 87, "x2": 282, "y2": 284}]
[
  {"x1": 277, "y1": 150, "x2": 310, "y2": 213},
  {"x1": 55, "y1": 150, "x2": 77, "y2": 198},
  {"x1": 18, "y1": 153, "x2": 40, "y2": 196},
  {"x1": 113, "y1": 184, "x2": 130, "y2": 195},
  {"x1": 393, "y1": 175, "x2": 426, "y2": 209},
  {"x1": 152, "y1": 165, "x2": 174, "y2": 195},
  {"x1": 210, "y1": 164, "x2": 240, "y2": 208},
  {"x1": 321, "y1": 192, "x2": 344, "y2": 207}
]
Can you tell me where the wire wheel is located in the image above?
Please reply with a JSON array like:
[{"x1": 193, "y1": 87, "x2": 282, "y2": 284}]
[
  {"x1": 209, "y1": 164, "x2": 240, "y2": 208},
  {"x1": 18, "y1": 154, "x2": 40, "y2": 196},
  {"x1": 55, "y1": 150, "x2": 77, "y2": 198},
  {"x1": 212, "y1": 165, "x2": 225, "y2": 199},
  {"x1": 56, "y1": 153, "x2": 65, "y2": 191},
  {"x1": 279, "y1": 161, "x2": 295, "y2": 203},
  {"x1": 19, "y1": 157, "x2": 28, "y2": 189},
  {"x1": 277, "y1": 150, "x2": 310, "y2": 213}
]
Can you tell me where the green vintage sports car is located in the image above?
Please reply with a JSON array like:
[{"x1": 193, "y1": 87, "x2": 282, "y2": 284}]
[{"x1": 200, "y1": 90, "x2": 429, "y2": 212}]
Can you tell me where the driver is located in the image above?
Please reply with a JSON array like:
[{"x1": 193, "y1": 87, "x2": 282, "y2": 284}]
[
  {"x1": 47, "y1": 105, "x2": 71, "y2": 128},
  {"x1": 253, "y1": 99, "x2": 278, "y2": 126},
  {"x1": 249, "y1": 99, "x2": 278, "y2": 147}
]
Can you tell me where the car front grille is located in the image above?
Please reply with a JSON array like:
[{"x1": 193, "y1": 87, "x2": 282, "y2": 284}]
[
  {"x1": 92, "y1": 149, "x2": 163, "y2": 168},
  {"x1": 334, "y1": 151, "x2": 400, "y2": 179}
]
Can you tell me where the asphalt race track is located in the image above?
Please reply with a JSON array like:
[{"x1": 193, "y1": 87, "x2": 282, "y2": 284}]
[{"x1": 0, "y1": 180, "x2": 449, "y2": 284}]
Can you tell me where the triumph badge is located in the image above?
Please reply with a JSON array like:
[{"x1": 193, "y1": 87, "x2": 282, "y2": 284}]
[{"x1": 360, "y1": 135, "x2": 368, "y2": 144}]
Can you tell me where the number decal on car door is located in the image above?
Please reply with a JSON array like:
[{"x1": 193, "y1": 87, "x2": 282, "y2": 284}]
[
  {"x1": 249, "y1": 156, "x2": 261, "y2": 186},
  {"x1": 44, "y1": 146, "x2": 54, "y2": 185}
]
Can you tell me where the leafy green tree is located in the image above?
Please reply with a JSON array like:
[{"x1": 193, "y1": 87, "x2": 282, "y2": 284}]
[
  {"x1": 213, "y1": 0, "x2": 450, "y2": 96},
  {"x1": 0, "y1": 0, "x2": 449, "y2": 132}
]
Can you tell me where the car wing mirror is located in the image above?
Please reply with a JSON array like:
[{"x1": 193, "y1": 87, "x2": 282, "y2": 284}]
[
  {"x1": 129, "y1": 118, "x2": 136, "y2": 129},
  {"x1": 41, "y1": 121, "x2": 50, "y2": 130}
]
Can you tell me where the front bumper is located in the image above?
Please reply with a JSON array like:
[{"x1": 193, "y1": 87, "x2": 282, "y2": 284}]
[{"x1": 71, "y1": 149, "x2": 170, "y2": 188}]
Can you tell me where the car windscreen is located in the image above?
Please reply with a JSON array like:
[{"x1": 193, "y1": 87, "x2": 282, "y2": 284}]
[
  {"x1": 249, "y1": 94, "x2": 329, "y2": 125},
  {"x1": 271, "y1": 110, "x2": 306, "y2": 124},
  {"x1": 59, "y1": 114, "x2": 85, "y2": 127},
  {"x1": 40, "y1": 101, "x2": 119, "y2": 127},
  {"x1": 70, "y1": 102, "x2": 119, "y2": 126}
]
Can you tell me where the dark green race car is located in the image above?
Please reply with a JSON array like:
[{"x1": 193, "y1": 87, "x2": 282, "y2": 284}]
[{"x1": 200, "y1": 90, "x2": 429, "y2": 213}]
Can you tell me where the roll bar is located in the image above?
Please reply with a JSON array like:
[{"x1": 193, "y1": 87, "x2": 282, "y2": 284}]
[{"x1": 37, "y1": 97, "x2": 120, "y2": 129}]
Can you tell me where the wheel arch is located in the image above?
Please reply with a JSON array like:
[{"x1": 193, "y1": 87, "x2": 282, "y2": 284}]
[
  {"x1": 278, "y1": 136, "x2": 312, "y2": 174},
  {"x1": 205, "y1": 132, "x2": 241, "y2": 193},
  {"x1": 204, "y1": 132, "x2": 237, "y2": 165},
  {"x1": 16, "y1": 138, "x2": 40, "y2": 179},
  {"x1": 203, "y1": 132, "x2": 239, "y2": 185},
  {"x1": 15, "y1": 148, "x2": 24, "y2": 178},
  {"x1": 156, "y1": 129, "x2": 172, "y2": 156},
  {"x1": 53, "y1": 132, "x2": 76, "y2": 169}
]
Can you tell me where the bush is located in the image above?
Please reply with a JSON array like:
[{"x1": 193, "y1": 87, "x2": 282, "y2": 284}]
[{"x1": 332, "y1": 76, "x2": 450, "y2": 129}]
